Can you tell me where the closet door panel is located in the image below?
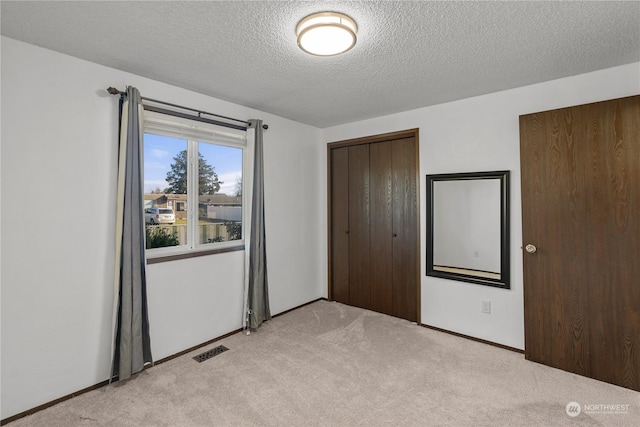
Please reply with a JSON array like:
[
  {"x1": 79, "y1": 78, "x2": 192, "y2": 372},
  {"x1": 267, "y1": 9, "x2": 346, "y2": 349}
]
[
  {"x1": 330, "y1": 147, "x2": 350, "y2": 304},
  {"x1": 348, "y1": 144, "x2": 371, "y2": 310},
  {"x1": 392, "y1": 137, "x2": 418, "y2": 322},
  {"x1": 370, "y1": 141, "x2": 394, "y2": 315}
]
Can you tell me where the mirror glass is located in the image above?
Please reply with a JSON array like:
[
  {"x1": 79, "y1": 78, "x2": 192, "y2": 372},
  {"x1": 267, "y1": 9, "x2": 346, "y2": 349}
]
[{"x1": 426, "y1": 171, "x2": 510, "y2": 289}]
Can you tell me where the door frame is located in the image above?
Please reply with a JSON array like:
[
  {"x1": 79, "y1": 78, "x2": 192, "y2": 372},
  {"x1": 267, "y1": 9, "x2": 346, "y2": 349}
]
[{"x1": 327, "y1": 128, "x2": 421, "y2": 324}]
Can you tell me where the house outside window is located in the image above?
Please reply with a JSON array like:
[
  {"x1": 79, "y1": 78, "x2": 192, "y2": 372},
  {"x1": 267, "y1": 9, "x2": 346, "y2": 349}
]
[{"x1": 143, "y1": 111, "x2": 246, "y2": 254}]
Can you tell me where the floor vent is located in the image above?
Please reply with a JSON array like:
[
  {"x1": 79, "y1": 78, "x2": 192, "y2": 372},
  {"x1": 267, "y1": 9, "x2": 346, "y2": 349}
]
[{"x1": 193, "y1": 345, "x2": 229, "y2": 363}]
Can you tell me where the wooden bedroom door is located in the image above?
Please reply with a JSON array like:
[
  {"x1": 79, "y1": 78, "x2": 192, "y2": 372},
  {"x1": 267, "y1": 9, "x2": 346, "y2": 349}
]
[
  {"x1": 519, "y1": 95, "x2": 640, "y2": 391},
  {"x1": 329, "y1": 130, "x2": 419, "y2": 323}
]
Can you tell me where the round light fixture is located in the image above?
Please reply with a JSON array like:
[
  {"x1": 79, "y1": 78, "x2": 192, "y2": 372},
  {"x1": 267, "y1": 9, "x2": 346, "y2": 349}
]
[{"x1": 296, "y1": 12, "x2": 358, "y2": 56}]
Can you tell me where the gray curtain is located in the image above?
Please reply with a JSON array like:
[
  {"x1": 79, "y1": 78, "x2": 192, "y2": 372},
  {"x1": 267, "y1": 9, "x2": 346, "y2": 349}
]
[
  {"x1": 246, "y1": 119, "x2": 271, "y2": 329},
  {"x1": 112, "y1": 86, "x2": 152, "y2": 381}
]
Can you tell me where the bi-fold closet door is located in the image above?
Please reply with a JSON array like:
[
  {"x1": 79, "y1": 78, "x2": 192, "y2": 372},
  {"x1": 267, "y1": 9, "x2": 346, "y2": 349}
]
[{"x1": 329, "y1": 130, "x2": 419, "y2": 322}]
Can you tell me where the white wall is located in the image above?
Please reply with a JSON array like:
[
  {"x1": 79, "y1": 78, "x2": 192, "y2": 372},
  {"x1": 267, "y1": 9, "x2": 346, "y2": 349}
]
[
  {"x1": 0, "y1": 37, "x2": 323, "y2": 419},
  {"x1": 321, "y1": 62, "x2": 640, "y2": 350}
]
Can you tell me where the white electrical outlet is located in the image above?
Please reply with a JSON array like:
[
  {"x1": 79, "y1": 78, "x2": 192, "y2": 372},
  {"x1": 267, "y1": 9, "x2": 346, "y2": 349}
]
[{"x1": 481, "y1": 300, "x2": 491, "y2": 314}]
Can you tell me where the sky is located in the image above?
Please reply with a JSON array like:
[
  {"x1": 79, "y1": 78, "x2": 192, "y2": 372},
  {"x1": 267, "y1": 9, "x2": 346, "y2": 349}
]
[{"x1": 143, "y1": 133, "x2": 242, "y2": 196}]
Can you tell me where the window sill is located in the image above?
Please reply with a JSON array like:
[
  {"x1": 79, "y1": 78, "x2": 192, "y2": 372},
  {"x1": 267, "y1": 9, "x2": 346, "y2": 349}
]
[{"x1": 146, "y1": 244, "x2": 244, "y2": 264}]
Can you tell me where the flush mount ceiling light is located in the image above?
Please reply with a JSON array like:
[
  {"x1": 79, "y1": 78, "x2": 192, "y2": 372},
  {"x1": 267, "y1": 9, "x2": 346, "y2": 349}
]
[{"x1": 296, "y1": 12, "x2": 358, "y2": 56}]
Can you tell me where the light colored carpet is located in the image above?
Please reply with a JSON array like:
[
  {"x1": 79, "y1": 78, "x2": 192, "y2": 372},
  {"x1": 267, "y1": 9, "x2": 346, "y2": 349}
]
[{"x1": 9, "y1": 300, "x2": 640, "y2": 426}]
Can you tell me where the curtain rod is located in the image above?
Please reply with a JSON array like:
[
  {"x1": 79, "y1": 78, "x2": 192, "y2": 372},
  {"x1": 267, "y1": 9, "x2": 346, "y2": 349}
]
[{"x1": 106, "y1": 87, "x2": 268, "y2": 130}]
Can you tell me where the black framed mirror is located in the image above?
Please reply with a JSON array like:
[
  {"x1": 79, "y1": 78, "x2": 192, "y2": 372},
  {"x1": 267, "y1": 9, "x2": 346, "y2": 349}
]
[{"x1": 426, "y1": 170, "x2": 510, "y2": 289}]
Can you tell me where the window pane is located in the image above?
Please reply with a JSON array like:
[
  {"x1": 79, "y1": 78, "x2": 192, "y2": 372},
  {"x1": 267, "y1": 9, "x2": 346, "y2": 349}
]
[
  {"x1": 143, "y1": 133, "x2": 188, "y2": 249},
  {"x1": 197, "y1": 142, "x2": 243, "y2": 244}
]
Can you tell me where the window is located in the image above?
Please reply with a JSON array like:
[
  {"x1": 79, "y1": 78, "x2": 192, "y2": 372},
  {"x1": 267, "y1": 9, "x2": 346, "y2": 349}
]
[{"x1": 143, "y1": 111, "x2": 246, "y2": 256}]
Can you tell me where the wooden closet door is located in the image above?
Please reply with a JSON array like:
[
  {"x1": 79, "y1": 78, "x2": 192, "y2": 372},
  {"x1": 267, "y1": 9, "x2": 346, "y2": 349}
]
[
  {"x1": 370, "y1": 141, "x2": 394, "y2": 315},
  {"x1": 392, "y1": 137, "x2": 418, "y2": 322},
  {"x1": 328, "y1": 129, "x2": 419, "y2": 323},
  {"x1": 520, "y1": 95, "x2": 640, "y2": 391},
  {"x1": 348, "y1": 144, "x2": 371, "y2": 310},
  {"x1": 330, "y1": 147, "x2": 350, "y2": 304}
]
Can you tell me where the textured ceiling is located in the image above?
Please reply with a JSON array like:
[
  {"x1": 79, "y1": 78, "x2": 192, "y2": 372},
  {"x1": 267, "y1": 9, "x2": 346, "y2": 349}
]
[{"x1": 2, "y1": 1, "x2": 639, "y2": 128}]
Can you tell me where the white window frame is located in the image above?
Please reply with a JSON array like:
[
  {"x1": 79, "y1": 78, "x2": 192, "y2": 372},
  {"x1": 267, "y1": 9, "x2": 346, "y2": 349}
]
[{"x1": 143, "y1": 110, "x2": 248, "y2": 258}]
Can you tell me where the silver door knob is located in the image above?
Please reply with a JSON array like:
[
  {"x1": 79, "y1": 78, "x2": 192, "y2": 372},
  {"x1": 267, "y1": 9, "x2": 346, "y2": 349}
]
[{"x1": 525, "y1": 244, "x2": 537, "y2": 254}]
